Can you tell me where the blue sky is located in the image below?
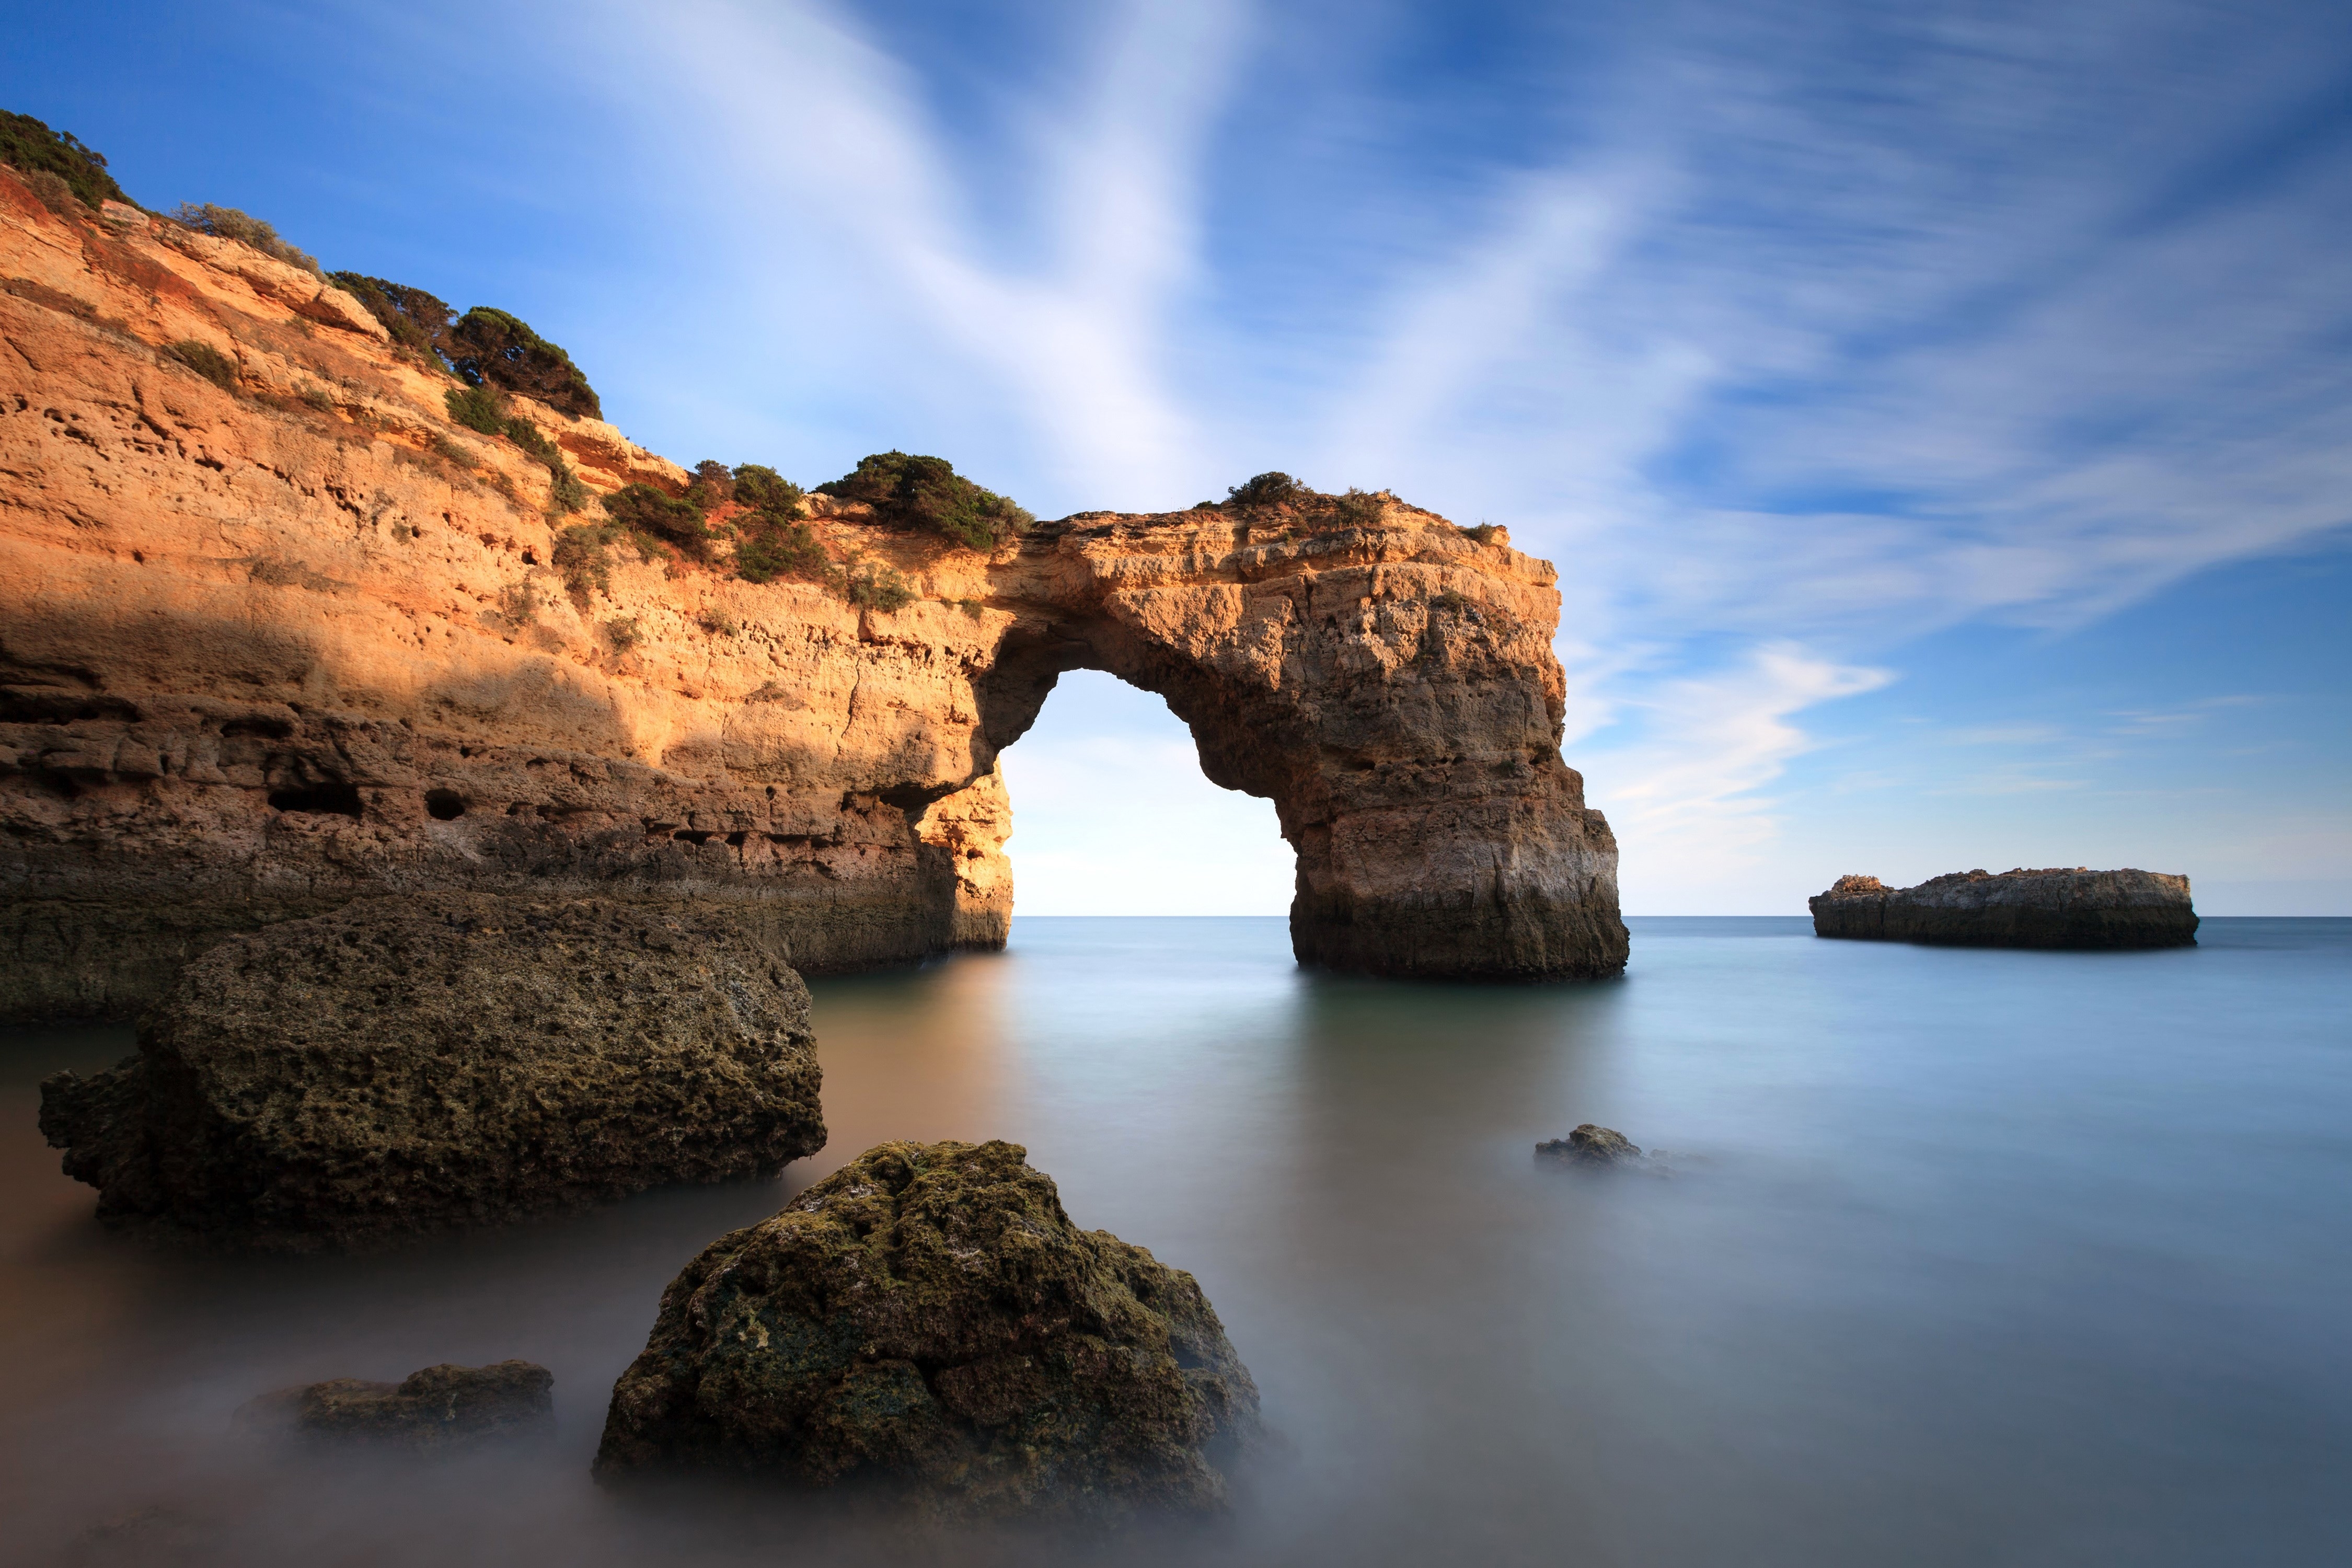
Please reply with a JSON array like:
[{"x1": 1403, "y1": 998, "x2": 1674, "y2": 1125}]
[{"x1": 11, "y1": 0, "x2": 2348, "y2": 913}]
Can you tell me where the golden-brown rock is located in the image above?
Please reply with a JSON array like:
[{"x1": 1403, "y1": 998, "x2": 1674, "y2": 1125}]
[{"x1": 0, "y1": 163, "x2": 1626, "y2": 1017}]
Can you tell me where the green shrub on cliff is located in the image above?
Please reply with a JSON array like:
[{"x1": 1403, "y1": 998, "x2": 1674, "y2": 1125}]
[
  {"x1": 443, "y1": 385, "x2": 585, "y2": 513},
  {"x1": 554, "y1": 521, "x2": 618, "y2": 608},
  {"x1": 330, "y1": 273, "x2": 456, "y2": 366},
  {"x1": 604, "y1": 482, "x2": 710, "y2": 558},
  {"x1": 1226, "y1": 471, "x2": 1310, "y2": 509},
  {"x1": 817, "y1": 451, "x2": 1031, "y2": 552},
  {"x1": 731, "y1": 463, "x2": 834, "y2": 587},
  {"x1": 167, "y1": 340, "x2": 239, "y2": 393},
  {"x1": 171, "y1": 203, "x2": 319, "y2": 273},
  {"x1": 330, "y1": 281, "x2": 599, "y2": 422},
  {"x1": 844, "y1": 560, "x2": 914, "y2": 612},
  {"x1": 735, "y1": 521, "x2": 831, "y2": 585},
  {"x1": 732, "y1": 464, "x2": 804, "y2": 516},
  {"x1": 445, "y1": 384, "x2": 505, "y2": 435},
  {"x1": 684, "y1": 460, "x2": 734, "y2": 510},
  {"x1": 446, "y1": 307, "x2": 601, "y2": 420},
  {"x1": 0, "y1": 110, "x2": 131, "y2": 211}
]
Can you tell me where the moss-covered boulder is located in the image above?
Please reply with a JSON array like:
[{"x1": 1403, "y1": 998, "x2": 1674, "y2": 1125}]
[
  {"x1": 38, "y1": 894, "x2": 825, "y2": 1248},
  {"x1": 593, "y1": 1140, "x2": 1259, "y2": 1519}
]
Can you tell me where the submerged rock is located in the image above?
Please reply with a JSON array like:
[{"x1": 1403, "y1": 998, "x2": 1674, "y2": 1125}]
[
  {"x1": 594, "y1": 1139, "x2": 1260, "y2": 1520},
  {"x1": 1809, "y1": 868, "x2": 2197, "y2": 950},
  {"x1": 1536, "y1": 1125, "x2": 1642, "y2": 1167},
  {"x1": 38, "y1": 894, "x2": 825, "y2": 1248},
  {"x1": 235, "y1": 1361, "x2": 554, "y2": 1448}
]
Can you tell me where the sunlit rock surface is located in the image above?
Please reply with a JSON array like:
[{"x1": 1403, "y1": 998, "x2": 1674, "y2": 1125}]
[
  {"x1": 0, "y1": 165, "x2": 1625, "y2": 1018},
  {"x1": 1809, "y1": 868, "x2": 2198, "y2": 949},
  {"x1": 594, "y1": 1139, "x2": 1259, "y2": 1519},
  {"x1": 37, "y1": 894, "x2": 825, "y2": 1248}
]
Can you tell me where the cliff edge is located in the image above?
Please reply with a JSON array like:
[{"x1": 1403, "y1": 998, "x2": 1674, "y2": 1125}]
[
  {"x1": 1809, "y1": 868, "x2": 2197, "y2": 950},
  {"x1": 0, "y1": 165, "x2": 1626, "y2": 1018}
]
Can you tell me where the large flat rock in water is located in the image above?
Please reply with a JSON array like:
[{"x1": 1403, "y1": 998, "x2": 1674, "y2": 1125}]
[
  {"x1": 1809, "y1": 868, "x2": 2197, "y2": 949},
  {"x1": 594, "y1": 1139, "x2": 1260, "y2": 1520},
  {"x1": 37, "y1": 894, "x2": 825, "y2": 1248}
]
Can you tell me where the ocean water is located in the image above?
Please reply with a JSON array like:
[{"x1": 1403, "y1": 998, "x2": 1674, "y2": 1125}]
[{"x1": 1, "y1": 916, "x2": 2346, "y2": 1565}]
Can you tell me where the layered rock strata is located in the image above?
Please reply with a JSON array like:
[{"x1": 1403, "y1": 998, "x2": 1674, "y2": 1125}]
[
  {"x1": 1809, "y1": 868, "x2": 2198, "y2": 949},
  {"x1": 37, "y1": 894, "x2": 826, "y2": 1247},
  {"x1": 595, "y1": 1139, "x2": 1259, "y2": 1519},
  {"x1": 0, "y1": 165, "x2": 1626, "y2": 1017},
  {"x1": 235, "y1": 1361, "x2": 555, "y2": 1448}
]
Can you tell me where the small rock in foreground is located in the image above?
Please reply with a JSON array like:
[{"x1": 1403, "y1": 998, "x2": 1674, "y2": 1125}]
[
  {"x1": 1536, "y1": 1125, "x2": 1643, "y2": 1167},
  {"x1": 1809, "y1": 868, "x2": 2196, "y2": 949},
  {"x1": 235, "y1": 1361, "x2": 554, "y2": 1448},
  {"x1": 38, "y1": 893, "x2": 826, "y2": 1248},
  {"x1": 594, "y1": 1139, "x2": 1260, "y2": 1520}
]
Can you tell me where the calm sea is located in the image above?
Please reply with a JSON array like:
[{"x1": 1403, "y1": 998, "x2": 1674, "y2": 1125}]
[{"x1": 2, "y1": 916, "x2": 2347, "y2": 1565}]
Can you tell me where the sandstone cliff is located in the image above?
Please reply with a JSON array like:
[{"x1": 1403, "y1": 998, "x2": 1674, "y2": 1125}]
[
  {"x1": 0, "y1": 166, "x2": 1627, "y2": 1018},
  {"x1": 1809, "y1": 868, "x2": 2197, "y2": 949}
]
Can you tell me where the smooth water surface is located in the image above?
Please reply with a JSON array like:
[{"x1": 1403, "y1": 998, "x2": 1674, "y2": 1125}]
[{"x1": 1, "y1": 917, "x2": 2346, "y2": 1565}]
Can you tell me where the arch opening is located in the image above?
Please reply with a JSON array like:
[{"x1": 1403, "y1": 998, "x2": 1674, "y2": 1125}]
[{"x1": 996, "y1": 669, "x2": 1293, "y2": 917}]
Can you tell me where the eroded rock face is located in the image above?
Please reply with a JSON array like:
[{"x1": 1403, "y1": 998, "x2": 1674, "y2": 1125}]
[
  {"x1": 37, "y1": 894, "x2": 825, "y2": 1247},
  {"x1": 1809, "y1": 868, "x2": 2198, "y2": 949},
  {"x1": 594, "y1": 1139, "x2": 1260, "y2": 1520},
  {"x1": 235, "y1": 1361, "x2": 555, "y2": 1447},
  {"x1": 0, "y1": 163, "x2": 1625, "y2": 1017}
]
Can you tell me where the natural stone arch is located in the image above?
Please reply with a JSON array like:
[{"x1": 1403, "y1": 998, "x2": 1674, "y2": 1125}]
[
  {"x1": 941, "y1": 506, "x2": 1629, "y2": 979},
  {"x1": 0, "y1": 196, "x2": 1624, "y2": 1017}
]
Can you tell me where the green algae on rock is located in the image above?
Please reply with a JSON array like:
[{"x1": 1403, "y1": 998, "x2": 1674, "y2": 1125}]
[
  {"x1": 593, "y1": 1139, "x2": 1260, "y2": 1519},
  {"x1": 37, "y1": 894, "x2": 825, "y2": 1248}
]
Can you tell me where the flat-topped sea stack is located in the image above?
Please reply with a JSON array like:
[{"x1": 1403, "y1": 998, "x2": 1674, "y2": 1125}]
[
  {"x1": 1810, "y1": 868, "x2": 2198, "y2": 950},
  {"x1": 0, "y1": 164, "x2": 1625, "y2": 1019}
]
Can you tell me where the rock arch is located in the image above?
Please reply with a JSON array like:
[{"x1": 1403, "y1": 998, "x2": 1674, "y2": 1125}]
[
  {"x1": 958, "y1": 511, "x2": 1628, "y2": 978},
  {"x1": 0, "y1": 190, "x2": 1625, "y2": 1019}
]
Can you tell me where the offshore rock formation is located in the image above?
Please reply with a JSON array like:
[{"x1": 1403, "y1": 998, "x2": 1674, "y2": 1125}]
[
  {"x1": 595, "y1": 1139, "x2": 1259, "y2": 1520},
  {"x1": 37, "y1": 894, "x2": 825, "y2": 1247},
  {"x1": 1809, "y1": 868, "x2": 2198, "y2": 950},
  {"x1": 234, "y1": 1361, "x2": 555, "y2": 1449},
  {"x1": 0, "y1": 164, "x2": 1625, "y2": 1019}
]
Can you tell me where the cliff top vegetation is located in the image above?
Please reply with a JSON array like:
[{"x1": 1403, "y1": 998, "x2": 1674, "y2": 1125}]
[
  {"x1": 0, "y1": 110, "x2": 130, "y2": 211},
  {"x1": 172, "y1": 203, "x2": 319, "y2": 272},
  {"x1": 818, "y1": 451, "x2": 1032, "y2": 551}
]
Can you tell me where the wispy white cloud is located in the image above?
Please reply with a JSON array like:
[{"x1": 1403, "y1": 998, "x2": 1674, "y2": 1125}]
[
  {"x1": 1576, "y1": 643, "x2": 1892, "y2": 885},
  {"x1": 530, "y1": 0, "x2": 2349, "y2": 908},
  {"x1": 579, "y1": 0, "x2": 1246, "y2": 502}
]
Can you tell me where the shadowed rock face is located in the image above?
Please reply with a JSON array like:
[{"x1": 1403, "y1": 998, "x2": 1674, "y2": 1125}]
[
  {"x1": 1809, "y1": 868, "x2": 2198, "y2": 949},
  {"x1": 0, "y1": 164, "x2": 1625, "y2": 1016},
  {"x1": 594, "y1": 1139, "x2": 1259, "y2": 1520},
  {"x1": 37, "y1": 894, "x2": 825, "y2": 1248}
]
